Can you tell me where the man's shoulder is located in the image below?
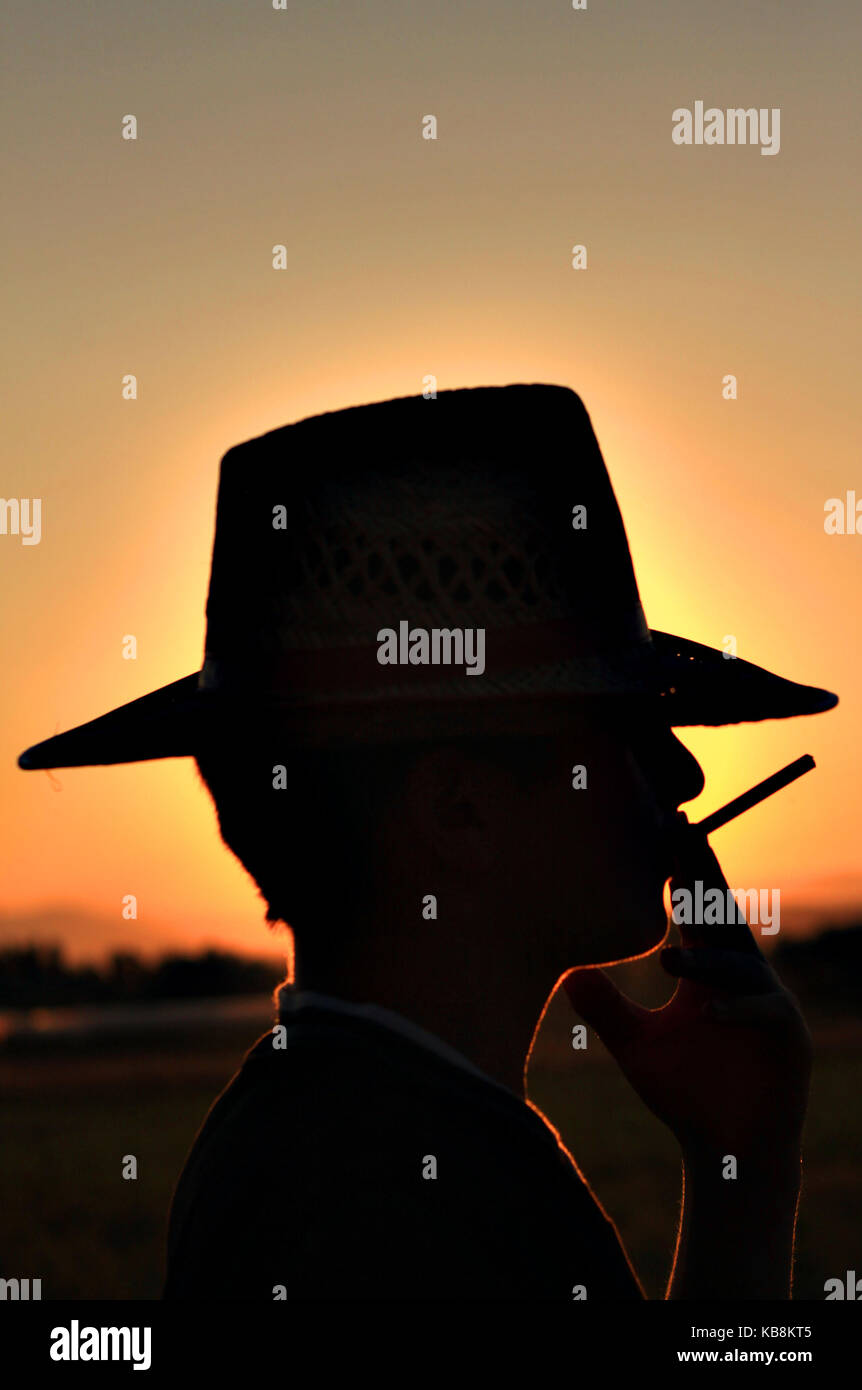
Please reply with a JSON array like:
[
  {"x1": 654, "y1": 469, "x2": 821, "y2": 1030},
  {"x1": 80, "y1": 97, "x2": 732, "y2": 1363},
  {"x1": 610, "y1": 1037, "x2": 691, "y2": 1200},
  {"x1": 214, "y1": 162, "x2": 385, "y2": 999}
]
[
  {"x1": 164, "y1": 1008, "x2": 643, "y2": 1301},
  {"x1": 179, "y1": 1005, "x2": 557, "y2": 1175}
]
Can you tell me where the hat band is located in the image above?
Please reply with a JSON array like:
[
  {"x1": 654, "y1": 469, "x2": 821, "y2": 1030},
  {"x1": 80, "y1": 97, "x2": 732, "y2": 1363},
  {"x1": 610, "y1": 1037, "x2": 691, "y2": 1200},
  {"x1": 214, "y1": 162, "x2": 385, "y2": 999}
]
[{"x1": 198, "y1": 611, "x2": 652, "y2": 697}]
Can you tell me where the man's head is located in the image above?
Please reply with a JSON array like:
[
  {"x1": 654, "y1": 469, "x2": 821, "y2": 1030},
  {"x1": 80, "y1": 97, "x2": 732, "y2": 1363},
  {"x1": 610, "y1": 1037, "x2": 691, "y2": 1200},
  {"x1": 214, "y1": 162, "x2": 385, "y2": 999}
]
[{"x1": 195, "y1": 697, "x2": 705, "y2": 993}]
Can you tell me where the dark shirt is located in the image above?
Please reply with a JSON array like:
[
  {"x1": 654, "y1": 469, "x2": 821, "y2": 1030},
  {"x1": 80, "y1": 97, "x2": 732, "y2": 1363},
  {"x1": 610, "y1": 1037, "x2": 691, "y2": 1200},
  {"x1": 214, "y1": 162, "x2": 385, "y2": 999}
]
[{"x1": 163, "y1": 1001, "x2": 644, "y2": 1300}]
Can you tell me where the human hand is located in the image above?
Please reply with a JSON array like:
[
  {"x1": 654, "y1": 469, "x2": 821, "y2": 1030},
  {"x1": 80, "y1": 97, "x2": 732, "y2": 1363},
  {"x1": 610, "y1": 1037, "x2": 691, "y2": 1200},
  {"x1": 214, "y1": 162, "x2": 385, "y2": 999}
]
[{"x1": 563, "y1": 821, "x2": 812, "y2": 1158}]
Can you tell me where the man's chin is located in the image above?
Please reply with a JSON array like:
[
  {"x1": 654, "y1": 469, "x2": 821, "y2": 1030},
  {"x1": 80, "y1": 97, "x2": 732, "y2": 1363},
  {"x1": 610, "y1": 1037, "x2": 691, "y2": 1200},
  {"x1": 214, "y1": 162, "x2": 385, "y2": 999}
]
[{"x1": 630, "y1": 913, "x2": 670, "y2": 960}]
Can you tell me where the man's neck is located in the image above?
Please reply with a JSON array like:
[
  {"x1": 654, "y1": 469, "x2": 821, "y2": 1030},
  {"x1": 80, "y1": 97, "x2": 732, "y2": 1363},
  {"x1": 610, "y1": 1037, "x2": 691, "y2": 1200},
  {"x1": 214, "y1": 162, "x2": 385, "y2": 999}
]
[{"x1": 297, "y1": 947, "x2": 547, "y2": 1098}]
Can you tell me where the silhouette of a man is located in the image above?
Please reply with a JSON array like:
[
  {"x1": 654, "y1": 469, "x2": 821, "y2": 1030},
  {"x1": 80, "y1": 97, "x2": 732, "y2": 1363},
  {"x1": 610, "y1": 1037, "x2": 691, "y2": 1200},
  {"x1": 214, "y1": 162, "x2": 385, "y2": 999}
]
[{"x1": 19, "y1": 386, "x2": 835, "y2": 1299}]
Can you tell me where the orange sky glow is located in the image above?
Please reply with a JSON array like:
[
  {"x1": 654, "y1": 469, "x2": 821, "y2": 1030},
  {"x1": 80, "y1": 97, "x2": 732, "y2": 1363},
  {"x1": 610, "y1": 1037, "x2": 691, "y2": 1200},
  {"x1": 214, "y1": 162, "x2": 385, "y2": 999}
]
[{"x1": 2, "y1": 1, "x2": 860, "y2": 964}]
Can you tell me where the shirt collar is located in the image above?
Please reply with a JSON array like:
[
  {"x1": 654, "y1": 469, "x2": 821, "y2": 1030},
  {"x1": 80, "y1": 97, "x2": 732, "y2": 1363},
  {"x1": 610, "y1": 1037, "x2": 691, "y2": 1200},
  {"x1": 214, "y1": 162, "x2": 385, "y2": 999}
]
[{"x1": 276, "y1": 982, "x2": 517, "y2": 1098}]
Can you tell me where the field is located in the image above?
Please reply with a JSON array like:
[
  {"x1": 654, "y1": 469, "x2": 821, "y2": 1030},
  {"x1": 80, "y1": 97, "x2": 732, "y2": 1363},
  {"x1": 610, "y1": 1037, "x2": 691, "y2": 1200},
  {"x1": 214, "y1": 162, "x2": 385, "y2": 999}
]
[{"x1": 1, "y1": 988, "x2": 860, "y2": 1300}]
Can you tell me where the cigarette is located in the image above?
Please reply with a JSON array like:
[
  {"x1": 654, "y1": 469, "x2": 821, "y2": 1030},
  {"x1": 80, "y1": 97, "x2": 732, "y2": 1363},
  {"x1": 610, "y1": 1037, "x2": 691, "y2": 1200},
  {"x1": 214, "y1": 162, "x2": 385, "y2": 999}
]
[{"x1": 693, "y1": 754, "x2": 815, "y2": 836}]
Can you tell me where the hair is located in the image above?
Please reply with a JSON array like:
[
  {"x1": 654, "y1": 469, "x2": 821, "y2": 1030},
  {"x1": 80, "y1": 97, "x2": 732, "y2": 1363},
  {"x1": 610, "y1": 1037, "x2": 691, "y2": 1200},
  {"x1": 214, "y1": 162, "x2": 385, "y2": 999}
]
[{"x1": 194, "y1": 725, "x2": 558, "y2": 960}]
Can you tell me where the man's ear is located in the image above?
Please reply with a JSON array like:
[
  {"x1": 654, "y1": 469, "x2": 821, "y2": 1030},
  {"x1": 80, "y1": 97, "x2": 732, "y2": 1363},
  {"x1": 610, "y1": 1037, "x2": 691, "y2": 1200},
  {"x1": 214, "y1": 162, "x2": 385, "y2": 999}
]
[{"x1": 398, "y1": 745, "x2": 503, "y2": 876}]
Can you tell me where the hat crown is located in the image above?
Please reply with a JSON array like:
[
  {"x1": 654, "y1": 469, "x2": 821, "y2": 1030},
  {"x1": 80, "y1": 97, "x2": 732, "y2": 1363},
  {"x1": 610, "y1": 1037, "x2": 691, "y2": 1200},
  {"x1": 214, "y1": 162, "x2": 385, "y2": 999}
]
[{"x1": 203, "y1": 385, "x2": 647, "y2": 673}]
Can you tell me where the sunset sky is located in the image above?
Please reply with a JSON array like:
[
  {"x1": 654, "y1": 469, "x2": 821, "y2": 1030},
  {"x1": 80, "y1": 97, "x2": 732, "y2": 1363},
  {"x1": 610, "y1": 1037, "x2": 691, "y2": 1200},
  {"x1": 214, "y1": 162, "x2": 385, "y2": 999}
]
[{"x1": 2, "y1": 0, "x2": 860, "y2": 964}]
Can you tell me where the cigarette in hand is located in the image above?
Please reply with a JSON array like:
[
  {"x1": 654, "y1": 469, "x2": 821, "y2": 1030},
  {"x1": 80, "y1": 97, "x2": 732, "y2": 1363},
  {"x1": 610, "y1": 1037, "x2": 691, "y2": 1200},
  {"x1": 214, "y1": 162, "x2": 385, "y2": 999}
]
[{"x1": 693, "y1": 755, "x2": 815, "y2": 836}]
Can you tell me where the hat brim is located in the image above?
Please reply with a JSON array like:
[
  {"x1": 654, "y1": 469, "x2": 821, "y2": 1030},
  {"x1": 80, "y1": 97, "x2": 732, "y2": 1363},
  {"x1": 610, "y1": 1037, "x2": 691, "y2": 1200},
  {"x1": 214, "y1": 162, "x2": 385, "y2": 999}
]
[{"x1": 17, "y1": 631, "x2": 838, "y2": 771}]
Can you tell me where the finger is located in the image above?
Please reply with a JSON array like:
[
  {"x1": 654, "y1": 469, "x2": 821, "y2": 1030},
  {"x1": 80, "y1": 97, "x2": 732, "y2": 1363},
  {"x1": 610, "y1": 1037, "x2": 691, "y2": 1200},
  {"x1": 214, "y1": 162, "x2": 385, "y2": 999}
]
[
  {"x1": 661, "y1": 947, "x2": 773, "y2": 991},
  {"x1": 669, "y1": 819, "x2": 728, "y2": 889},
  {"x1": 563, "y1": 967, "x2": 649, "y2": 1052},
  {"x1": 669, "y1": 821, "x2": 762, "y2": 958},
  {"x1": 700, "y1": 993, "x2": 798, "y2": 1024}
]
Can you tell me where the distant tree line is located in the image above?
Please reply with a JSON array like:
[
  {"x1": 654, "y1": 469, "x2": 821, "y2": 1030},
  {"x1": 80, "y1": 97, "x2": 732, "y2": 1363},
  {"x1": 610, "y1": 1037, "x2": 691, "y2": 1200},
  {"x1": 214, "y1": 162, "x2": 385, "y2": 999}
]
[
  {"x1": 0, "y1": 945, "x2": 286, "y2": 1010},
  {"x1": 0, "y1": 925, "x2": 859, "y2": 1012}
]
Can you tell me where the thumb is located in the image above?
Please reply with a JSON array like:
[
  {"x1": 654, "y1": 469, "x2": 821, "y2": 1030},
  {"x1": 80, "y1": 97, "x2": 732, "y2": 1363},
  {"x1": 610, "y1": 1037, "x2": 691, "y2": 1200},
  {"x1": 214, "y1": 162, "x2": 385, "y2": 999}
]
[{"x1": 563, "y1": 968, "x2": 648, "y2": 1054}]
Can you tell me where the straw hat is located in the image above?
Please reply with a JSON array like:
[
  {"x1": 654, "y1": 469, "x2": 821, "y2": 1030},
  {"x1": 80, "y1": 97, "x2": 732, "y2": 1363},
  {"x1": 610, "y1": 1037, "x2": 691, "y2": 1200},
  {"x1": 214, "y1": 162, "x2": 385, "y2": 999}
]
[{"x1": 18, "y1": 384, "x2": 837, "y2": 769}]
